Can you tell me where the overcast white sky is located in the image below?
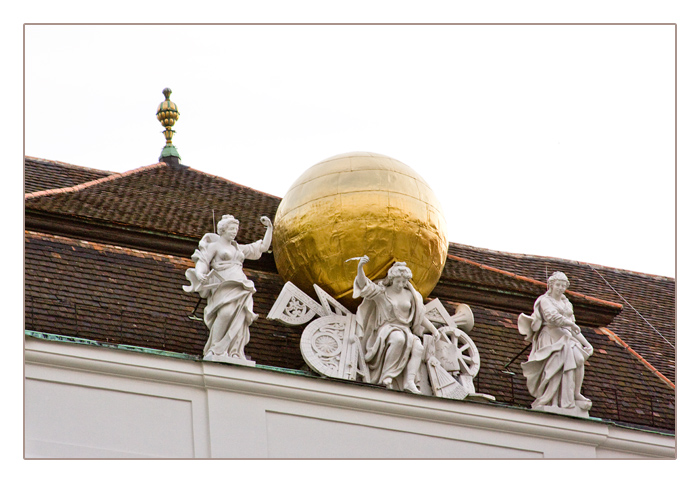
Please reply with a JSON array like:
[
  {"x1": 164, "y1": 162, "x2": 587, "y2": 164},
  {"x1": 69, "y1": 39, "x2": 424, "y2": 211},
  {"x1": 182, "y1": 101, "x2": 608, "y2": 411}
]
[
  {"x1": 23, "y1": 22, "x2": 677, "y2": 278},
  {"x1": 9, "y1": 0, "x2": 700, "y2": 476}
]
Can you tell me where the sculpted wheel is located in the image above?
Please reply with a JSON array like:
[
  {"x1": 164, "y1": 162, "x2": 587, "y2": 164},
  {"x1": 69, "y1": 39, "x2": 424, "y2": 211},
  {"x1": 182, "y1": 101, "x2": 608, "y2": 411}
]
[
  {"x1": 311, "y1": 332, "x2": 341, "y2": 357},
  {"x1": 300, "y1": 315, "x2": 351, "y2": 378},
  {"x1": 441, "y1": 326, "x2": 480, "y2": 377}
]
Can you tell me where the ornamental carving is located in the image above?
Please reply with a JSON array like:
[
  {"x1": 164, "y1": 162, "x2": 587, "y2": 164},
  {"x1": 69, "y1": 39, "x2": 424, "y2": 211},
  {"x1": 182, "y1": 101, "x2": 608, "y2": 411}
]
[{"x1": 268, "y1": 258, "x2": 493, "y2": 402}]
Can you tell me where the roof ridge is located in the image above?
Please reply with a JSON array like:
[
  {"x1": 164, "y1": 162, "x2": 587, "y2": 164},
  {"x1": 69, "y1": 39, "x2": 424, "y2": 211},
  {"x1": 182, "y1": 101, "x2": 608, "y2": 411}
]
[
  {"x1": 449, "y1": 242, "x2": 674, "y2": 281},
  {"x1": 25, "y1": 162, "x2": 166, "y2": 200},
  {"x1": 446, "y1": 253, "x2": 623, "y2": 310},
  {"x1": 25, "y1": 230, "x2": 188, "y2": 263},
  {"x1": 447, "y1": 252, "x2": 547, "y2": 288},
  {"x1": 186, "y1": 167, "x2": 282, "y2": 200},
  {"x1": 600, "y1": 327, "x2": 675, "y2": 389},
  {"x1": 24, "y1": 156, "x2": 118, "y2": 175}
]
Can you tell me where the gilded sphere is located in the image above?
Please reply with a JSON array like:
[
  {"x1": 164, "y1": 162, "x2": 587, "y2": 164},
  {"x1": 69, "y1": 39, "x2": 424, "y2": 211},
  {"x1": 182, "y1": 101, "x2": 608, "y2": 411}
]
[{"x1": 272, "y1": 152, "x2": 448, "y2": 305}]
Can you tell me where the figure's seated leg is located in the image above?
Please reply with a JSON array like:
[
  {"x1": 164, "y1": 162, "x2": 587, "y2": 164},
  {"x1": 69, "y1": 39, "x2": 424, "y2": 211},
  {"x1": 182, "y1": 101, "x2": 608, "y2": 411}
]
[
  {"x1": 386, "y1": 331, "x2": 406, "y2": 348},
  {"x1": 403, "y1": 336, "x2": 424, "y2": 394}
]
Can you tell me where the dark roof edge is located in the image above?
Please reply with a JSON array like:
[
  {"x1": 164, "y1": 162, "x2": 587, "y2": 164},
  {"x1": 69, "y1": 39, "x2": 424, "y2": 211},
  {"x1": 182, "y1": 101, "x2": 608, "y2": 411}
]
[
  {"x1": 432, "y1": 280, "x2": 620, "y2": 328},
  {"x1": 24, "y1": 213, "x2": 278, "y2": 273},
  {"x1": 449, "y1": 242, "x2": 675, "y2": 282},
  {"x1": 447, "y1": 253, "x2": 623, "y2": 310},
  {"x1": 24, "y1": 211, "x2": 620, "y2": 326},
  {"x1": 440, "y1": 254, "x2": 623, "y2": 327},
  {"x1": 25, "y1": 209, "x2": 196, "y2": 256},
  {"x1": 25, "y1": 156, "x2": 118, "y2": 176},
  {"x1": 25, "y1": 162, "x2": 166, "y2": 201}
]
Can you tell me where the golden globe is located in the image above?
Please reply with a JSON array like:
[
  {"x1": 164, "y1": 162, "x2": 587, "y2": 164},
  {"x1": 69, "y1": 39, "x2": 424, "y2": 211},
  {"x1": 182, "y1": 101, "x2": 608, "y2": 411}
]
[{"x1": 272, "y1": 152, "x2": 448, "y2": 306}]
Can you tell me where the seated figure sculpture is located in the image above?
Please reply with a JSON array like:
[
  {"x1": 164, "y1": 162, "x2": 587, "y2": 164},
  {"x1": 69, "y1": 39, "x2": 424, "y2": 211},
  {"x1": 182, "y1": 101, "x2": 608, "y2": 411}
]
[
  {"x1": 184, "y1": 214, "x2": 273, "y2": 364},
  {"x1": 518, "y1": 271, "x2": 594, "y2": 416},
  {"x1": 353, "y1": 255, "x2": 442, "y2": 393}
]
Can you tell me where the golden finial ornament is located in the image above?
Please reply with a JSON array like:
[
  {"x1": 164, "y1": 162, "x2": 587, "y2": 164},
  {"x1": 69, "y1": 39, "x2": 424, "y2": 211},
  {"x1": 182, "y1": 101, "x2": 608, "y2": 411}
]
[
  {"x1": 156, "y1": 87, "x2": 181, "y2": 162},
  {"x1": 157, "y1": 87, "x2": 179, "y2": 143}
]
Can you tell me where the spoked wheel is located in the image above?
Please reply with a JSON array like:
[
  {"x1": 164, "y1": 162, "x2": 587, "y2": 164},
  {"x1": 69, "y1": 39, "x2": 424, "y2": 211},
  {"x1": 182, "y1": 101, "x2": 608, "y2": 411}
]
[{"x1": 439, "y1": 326, "x2": 480, "y2": 378}]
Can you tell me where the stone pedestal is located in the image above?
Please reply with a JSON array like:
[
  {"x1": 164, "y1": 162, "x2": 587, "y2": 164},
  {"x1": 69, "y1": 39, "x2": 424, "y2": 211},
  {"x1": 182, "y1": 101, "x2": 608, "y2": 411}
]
[
  {"x1": 533, "y1": 400, "x2": 591, "y2": 418},
  {"x1": 203, "y1": 353, "x2": 256, "y2": 367}
]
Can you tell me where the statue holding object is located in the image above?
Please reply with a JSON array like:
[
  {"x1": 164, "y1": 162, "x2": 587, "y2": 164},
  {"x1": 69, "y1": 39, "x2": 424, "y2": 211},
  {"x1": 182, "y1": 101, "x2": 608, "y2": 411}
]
[
  {"x1": 268, "y1": 255, "x2": 493, "y2": 401},
  {"x1": 353, "y1": 255, "x2": 443, "y2": 393},
  {"x1": 183, "y1": 214, "x2": 273, "y2": 365},
  {"x1": 518, "y1": 271, "x2": 594, "y2": 417}
]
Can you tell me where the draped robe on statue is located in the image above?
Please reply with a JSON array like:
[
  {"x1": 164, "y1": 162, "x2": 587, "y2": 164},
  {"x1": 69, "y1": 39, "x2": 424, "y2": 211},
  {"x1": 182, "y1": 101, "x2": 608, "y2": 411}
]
[
  {"x1": 520, "y1": 294, "x2": 593, "y2": 409},
  {"x1": 184, "y1": 233, "x2": 266, "y2": 359},
  {"x1": 353, "y1": 277, "x2": 426, "y2": 388}
]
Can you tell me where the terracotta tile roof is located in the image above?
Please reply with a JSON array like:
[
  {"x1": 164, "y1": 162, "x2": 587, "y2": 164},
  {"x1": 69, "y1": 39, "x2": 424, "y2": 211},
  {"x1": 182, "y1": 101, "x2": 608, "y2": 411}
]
[
  {"x1": 447, "y1": 243, "x2": 676, "y2": 385},
  {"x1": 25, "y1": 156, "x2": 116, "y2": 194},
  {"x1": 23, "y1": 160, "x2": 675, "y2": 432},
  {"x1": 440, "y1": 253, "x2": 623, "y2": 324},
  {"x1": 25, "y1": 162, "x2": 282, "y2": 244},
  {"x1": 24, "y1": 231, "x2": 304, "y2": 368}
]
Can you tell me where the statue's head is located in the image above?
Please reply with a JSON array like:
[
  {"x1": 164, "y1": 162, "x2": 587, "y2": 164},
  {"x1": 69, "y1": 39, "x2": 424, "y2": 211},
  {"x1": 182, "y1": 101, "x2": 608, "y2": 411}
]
[
  {"x1": 217, "y1": 215, "x2": 240, "y2": 238},
  {"x1": 384, "y1": 262, "x2": 413, "y2": 288},
  {"x1": 547, "y1": 271, "x2": 570, "y2": 294}
]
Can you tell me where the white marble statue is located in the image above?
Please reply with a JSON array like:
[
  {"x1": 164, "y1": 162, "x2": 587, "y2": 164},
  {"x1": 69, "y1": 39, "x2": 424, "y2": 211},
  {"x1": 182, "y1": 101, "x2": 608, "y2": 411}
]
[
  {"x1": 352, "y1": 256, "x2": 442, "y2": 394},
  {"x1": 268, "y1": 258, "x2": 494, "y2": 401},
  {"x1": 183, "y1": 214, "x2": 273, "y2": 365},
  {"x1": 518, "y1": 271, "x2": 594, "y2": 417}
]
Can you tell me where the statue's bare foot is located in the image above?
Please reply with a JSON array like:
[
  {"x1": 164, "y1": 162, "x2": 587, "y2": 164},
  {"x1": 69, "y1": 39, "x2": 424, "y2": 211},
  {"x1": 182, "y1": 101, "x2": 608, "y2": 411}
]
[
  {"x1": 404, "y1": 381, "x2": 421, "y2": 394},
  {"x1": 575, "y1": 394, "x2": 592, "y2": 409},
  {"x1": 382, "y1": 377, "x2": 393, "y2": 388}
]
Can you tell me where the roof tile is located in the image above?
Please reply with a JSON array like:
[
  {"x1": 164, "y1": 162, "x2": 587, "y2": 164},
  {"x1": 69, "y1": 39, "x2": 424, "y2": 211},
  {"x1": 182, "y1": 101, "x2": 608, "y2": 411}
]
[
  {"x1": 25, "y1": 230, "x2": 675, "y2": 432},
  {"x1": 448, "y1": 243, "x2": 675, "y2": 385},
  {"x1": 25, "y1": 157, "x2": 116, "y2": 193}
]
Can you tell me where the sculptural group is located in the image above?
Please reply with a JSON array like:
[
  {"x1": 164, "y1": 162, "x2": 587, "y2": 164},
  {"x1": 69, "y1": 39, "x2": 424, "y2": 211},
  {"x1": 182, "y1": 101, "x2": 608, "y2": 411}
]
[
  {"x1": 268, "y1": 256, "x2": 492, "y2": 401},
  {"x1": 182, "y1": 217, "x2": 593, "y2": 416}
]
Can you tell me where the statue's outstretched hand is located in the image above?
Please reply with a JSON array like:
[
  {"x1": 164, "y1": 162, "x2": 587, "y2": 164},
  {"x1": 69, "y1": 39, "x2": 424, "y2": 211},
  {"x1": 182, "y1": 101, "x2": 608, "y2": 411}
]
[{"x1": 260, "y1": 216, "x2": 272, "y2": 228}]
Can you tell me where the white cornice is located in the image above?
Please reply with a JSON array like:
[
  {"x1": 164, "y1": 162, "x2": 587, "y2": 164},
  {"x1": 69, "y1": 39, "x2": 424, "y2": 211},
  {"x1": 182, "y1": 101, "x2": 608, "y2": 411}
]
[{"x1": 24, "y1": 335, "x2": 675, "y2": 458}]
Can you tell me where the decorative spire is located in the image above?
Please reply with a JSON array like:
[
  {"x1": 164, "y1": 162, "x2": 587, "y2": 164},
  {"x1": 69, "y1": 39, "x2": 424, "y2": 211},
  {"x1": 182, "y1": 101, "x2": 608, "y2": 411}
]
[{"x1": 156, "y1": 87, "x2": 181, "y2": 165}]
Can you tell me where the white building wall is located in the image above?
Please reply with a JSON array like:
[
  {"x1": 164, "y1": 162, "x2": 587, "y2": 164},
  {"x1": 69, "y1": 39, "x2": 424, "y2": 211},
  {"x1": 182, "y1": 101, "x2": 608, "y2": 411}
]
[{"x1": 24, "y1": 336, "x2": 675, "y2": 459}]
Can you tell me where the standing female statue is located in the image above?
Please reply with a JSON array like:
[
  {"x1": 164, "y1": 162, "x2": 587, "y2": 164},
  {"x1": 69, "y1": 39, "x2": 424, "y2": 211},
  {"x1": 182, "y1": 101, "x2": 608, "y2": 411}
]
[
  {"x1": 184, "y1": 214, "x2": 273, "y2": 363},
  {"x1": 353, "y1": 256, "x2": 441, "y2": 393},
  {"x1": 518, "y1": 271, "x2": 594, "y2": 414}
]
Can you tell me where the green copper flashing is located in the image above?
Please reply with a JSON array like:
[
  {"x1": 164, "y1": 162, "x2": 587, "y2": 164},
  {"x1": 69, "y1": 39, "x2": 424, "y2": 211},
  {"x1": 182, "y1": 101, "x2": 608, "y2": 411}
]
[
  {"x1": 25, "y1": 330, "x2": 198, "y2": 361},
  {"x1": 159, "y1": 144, "x2": 181, "y2": 159},
  {"x1": 23, "y1": 330, "x2": 313, "y2": 377}
]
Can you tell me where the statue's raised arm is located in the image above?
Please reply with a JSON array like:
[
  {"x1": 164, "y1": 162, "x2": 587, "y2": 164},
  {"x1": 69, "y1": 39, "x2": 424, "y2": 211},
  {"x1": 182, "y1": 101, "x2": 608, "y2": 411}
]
[
  {"x1": 351, "y1": 259, "x2": 429, "y2": 394},
  {"x1": 182, "y1": 214, "x2": 272, "y2": 365}
]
